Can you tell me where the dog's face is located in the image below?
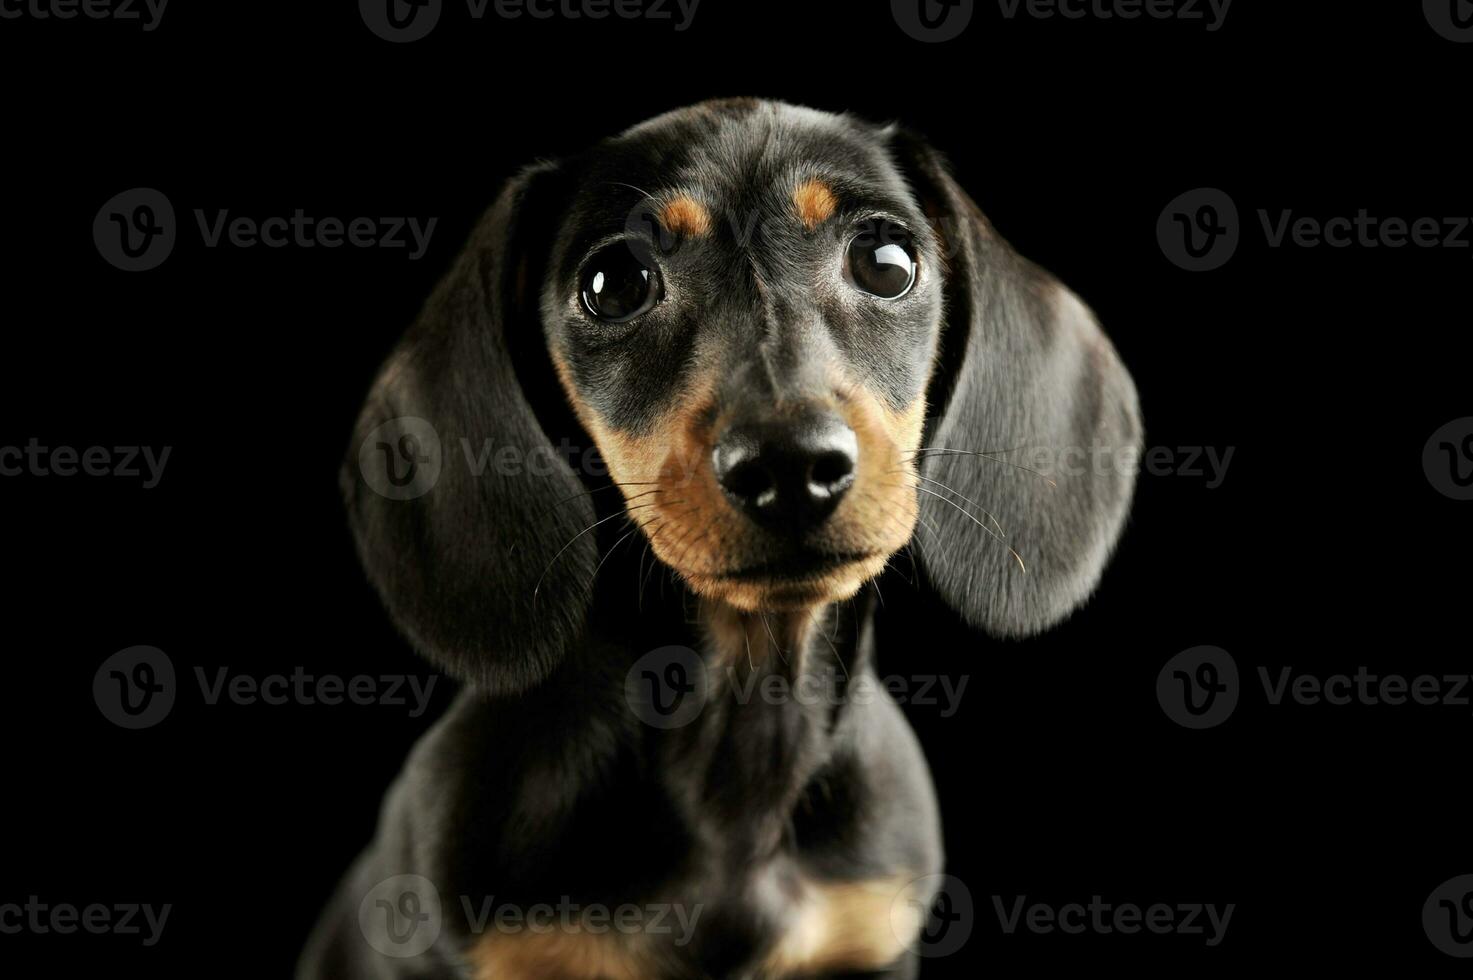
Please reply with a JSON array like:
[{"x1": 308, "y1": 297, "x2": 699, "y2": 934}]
[
  {"x1": 542, "y1": 106, "x2": 944, "y2": 611},
  {"x1": 343, "y1": 99, "x2": 1142, "y2": 693}
]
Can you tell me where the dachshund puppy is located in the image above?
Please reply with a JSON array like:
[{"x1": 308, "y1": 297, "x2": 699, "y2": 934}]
[{"x1": 300, "y1": 98, "x2": 1141, "y2": 979}]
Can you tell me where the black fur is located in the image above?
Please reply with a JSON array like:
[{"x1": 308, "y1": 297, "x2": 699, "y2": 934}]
[{"x1": 302, "y1": 99, "x2": 1141, "y2": 979}]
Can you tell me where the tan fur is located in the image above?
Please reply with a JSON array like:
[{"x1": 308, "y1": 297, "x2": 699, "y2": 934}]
[
  {"x1": 659, "y1": 194, "x2": 713, "y2": 238},
  {"x1": 552, "y1": 352, "x2": 926, "y2": 614},
  {"x1": 468, "y1": 929, "x2": 655, "y2": 980},
  {"x1": 764, "y1": 877, "x2": 923, "y2": 975},
  {"x1": 466, "y1": 877, "x2": 920, "y2": 979},
  {"x1": 793, "y1": 179, "x2": 838, "y2": 231}
]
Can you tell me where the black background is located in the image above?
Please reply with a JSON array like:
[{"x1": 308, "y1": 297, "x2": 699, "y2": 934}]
[{"x1": 2, "y1": 0, "x2": 1470, "y2": 974}]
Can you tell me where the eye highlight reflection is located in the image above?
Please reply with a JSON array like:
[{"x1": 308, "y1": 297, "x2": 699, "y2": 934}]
[
  {"x1": 844, "y1": 221, "x2": 918, "y2": 299},
  {"x1": 580, "y1": 243, "x2": 662, "y2": 322}
]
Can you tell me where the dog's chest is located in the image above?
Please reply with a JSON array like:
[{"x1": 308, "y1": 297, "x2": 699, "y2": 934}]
[
  {"x1": 463, "y1": 642, "x2": 930, "y2": 977},
  {"x1": 463, "y1": 864, "x2": 924, "y2": 979}
]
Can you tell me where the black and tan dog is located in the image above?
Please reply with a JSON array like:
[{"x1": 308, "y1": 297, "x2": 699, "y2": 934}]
[{"x1": 300, "y1": 99, "x2": 1140, "y2": 979}]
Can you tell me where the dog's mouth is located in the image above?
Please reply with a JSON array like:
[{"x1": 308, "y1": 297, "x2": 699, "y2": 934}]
[
  {"x1": 682, "y1": 547, "x2": 894, "y2": 612},
  {"x1": 714, "y1": 549, "x2": 880, "y2": 583}
]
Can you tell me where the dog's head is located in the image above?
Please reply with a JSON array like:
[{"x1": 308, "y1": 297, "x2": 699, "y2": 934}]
[{"x1": 344, "y1": 99, "x2": 1141, "y2": 693}]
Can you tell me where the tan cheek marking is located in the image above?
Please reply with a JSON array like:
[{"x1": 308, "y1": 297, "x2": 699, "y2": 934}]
[
  {"x1": 886, "y1": 394, "x2": 928, "y2": 453},
  {"x1": 828, "y1": 380, "x2": 926, "y2": 553},
  {"x1": 660, "y1": 194, "x2": 712, "y2": 238},
  {"x1": 793, "y1": 179, "x2": 838, "y2": 231},
  {"x1": 551, "y1": 352, "x2": 729, "y2": 577},
  {"x1": 765, "y1": 876, "x2": 922, "y2": 976},
  {"x1": 468, "y1": 930, "x2": 653, "y2": 980}
]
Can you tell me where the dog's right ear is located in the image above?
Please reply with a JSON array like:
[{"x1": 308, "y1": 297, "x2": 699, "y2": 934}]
[{"x1": 341, "y1": 163, "x2": 597, "y2": 696}]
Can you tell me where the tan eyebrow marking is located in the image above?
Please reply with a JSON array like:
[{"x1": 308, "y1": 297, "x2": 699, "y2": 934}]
[
  {"x1": 659, "y1": 194, "x2": 713, "y2": 237},
  {"x1": 794, "y1": 179, "x2": 838, "y2": 230}
]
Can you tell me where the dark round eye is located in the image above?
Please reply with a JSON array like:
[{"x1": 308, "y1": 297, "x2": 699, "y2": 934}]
[
  {"x1": 844, "y1": 222, "x2": 918, "y2": 299},
  {"x1": 580, "y1": 243, "x2": 662, "y2": 323}
]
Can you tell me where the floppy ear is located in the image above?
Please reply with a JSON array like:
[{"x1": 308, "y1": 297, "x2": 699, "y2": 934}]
[
  {"x1": 341, "y1": 163, "x2": 596, "y2": 695},
  {"x1": 890, "y1": 132, "x2": 1143, "y2": 637}
]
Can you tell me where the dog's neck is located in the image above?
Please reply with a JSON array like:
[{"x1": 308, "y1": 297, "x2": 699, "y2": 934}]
[
  {"x1": 659, "y1": 597, "x2": 873, "y2": 868},
  {"x1": 580, "y1": 535, "x2": 877, "y2": 866}
]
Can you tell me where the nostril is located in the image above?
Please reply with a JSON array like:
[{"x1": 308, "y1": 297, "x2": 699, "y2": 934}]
[
  {"x1": 808, "y1": 450, "x2": 855, "y2": 495},
  {"x1": 724, "y1": 459, "x2": 777, "y2": 507}
]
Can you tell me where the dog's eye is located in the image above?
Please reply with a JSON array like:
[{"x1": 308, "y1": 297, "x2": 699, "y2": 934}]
[
  {"x1": 580, "y1": 244, "x2": 662, "y2": 323},
  {"x1": 844, "y1": 222, "x2": 918, "y2": 299}
]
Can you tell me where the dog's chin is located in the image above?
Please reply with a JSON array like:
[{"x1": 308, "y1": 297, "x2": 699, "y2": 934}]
[{"x1": 682, "y1": 552, "x2": 892, "y2": 613}]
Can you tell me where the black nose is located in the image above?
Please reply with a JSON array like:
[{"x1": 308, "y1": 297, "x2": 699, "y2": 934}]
[{"x1": 712, "y1": 413, "x2": 859, "y2": 531}]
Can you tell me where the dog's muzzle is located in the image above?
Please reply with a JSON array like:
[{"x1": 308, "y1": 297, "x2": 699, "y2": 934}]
[{"x1": 711, "y1": 408, "x2": 858, "y2": 534}]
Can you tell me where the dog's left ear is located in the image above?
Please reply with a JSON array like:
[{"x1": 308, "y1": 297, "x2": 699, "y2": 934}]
[
  {"x1": 888, "y1": 129, "x2": 1143, "y2": 637},
  {"x1": 341, "y1": 162, "x2": 598, "y2": 695}
]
